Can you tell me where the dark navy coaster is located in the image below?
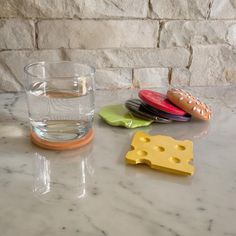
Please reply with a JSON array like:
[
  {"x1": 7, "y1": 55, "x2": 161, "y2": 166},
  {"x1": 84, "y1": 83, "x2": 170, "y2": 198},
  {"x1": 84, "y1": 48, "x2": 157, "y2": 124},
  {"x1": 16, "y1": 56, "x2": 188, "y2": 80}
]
[
  {"x1": 125, "y1": 99, "x2": 172, "y2": 124},
  {"x1": 142, "y1": 103, "x2": 191, "y2": 122}
]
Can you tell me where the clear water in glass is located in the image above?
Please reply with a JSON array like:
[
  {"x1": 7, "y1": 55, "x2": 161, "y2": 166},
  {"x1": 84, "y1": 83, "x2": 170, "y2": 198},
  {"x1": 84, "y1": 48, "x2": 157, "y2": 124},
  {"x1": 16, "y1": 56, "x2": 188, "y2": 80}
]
[{"x1": 27, "y1": 81, "x2": 94, "y2": 142}]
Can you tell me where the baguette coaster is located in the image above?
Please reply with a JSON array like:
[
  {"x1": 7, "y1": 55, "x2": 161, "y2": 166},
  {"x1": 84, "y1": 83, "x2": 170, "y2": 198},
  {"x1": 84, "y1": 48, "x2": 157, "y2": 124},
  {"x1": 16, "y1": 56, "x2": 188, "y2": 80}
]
[
  {"x1": 167, "y1": 88, "x2": 212, "y2": 121},
  {"x1": 31, "y1": 129, "x2": 94, "y2": 150}
]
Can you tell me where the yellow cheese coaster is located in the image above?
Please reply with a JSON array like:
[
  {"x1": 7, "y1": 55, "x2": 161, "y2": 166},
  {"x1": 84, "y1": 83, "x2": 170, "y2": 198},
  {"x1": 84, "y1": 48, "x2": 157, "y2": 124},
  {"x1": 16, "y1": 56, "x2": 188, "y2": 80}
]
[{"x1": 125, "y1": 131, "x2": 194, "y2": 176}]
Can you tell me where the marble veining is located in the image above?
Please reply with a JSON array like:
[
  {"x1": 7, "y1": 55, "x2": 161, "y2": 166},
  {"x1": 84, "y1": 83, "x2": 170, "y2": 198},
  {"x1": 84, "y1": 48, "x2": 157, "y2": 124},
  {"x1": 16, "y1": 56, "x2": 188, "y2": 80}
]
[{"x1": 0, "y1": 87, "x2": 236, "y2": 236}]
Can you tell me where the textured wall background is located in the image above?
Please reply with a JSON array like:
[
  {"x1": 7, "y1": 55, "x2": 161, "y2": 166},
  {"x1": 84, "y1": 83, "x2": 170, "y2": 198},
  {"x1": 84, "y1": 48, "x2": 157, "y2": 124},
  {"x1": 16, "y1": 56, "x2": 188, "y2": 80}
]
[{"x1": 0, "y1": 0, "x2": 236, "y2": 91}]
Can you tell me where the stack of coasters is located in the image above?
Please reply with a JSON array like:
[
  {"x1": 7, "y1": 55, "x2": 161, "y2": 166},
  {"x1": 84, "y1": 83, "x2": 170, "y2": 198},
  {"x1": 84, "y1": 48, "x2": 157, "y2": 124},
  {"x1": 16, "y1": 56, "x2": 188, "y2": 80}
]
[
  {"x1": 125, "y1": 89, "x2": 212, "y2": 123},
  {"x1": 99, "y1": 88, "x2": 212, "y2": 128}
]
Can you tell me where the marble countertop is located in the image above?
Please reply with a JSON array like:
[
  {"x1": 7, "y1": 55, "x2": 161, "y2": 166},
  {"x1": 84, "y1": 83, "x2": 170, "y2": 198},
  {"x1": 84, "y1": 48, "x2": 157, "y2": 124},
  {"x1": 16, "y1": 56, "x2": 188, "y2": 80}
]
[{"x1": 0, "y1": 87, "x2": 236, "y2": 236}]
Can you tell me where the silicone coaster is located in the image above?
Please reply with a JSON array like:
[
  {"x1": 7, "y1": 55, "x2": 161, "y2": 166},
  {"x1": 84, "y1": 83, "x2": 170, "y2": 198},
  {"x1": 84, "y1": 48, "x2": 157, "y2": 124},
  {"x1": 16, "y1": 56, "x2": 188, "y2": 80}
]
[
  {"x1": 125, "y1": 99, "x2": 171, "y2": 124},
  {"x1": 142, "y1": 103, "x2": 191, "y2": 122},
  {"x1": 31, "y1": 129, "x2": 94, "y2": 150},
  {"x1": 167, "y1": 88, "x2": 212, "y2": 121},
  {"x1": 99, "y1": 104, "x2": 152, "y2": 128},
  {"x1": 125, "y1": 131, "x2": 194, "y2": 176},
  {"x1": 139, "y1": 90, "x2": 186, "y2": 116}
]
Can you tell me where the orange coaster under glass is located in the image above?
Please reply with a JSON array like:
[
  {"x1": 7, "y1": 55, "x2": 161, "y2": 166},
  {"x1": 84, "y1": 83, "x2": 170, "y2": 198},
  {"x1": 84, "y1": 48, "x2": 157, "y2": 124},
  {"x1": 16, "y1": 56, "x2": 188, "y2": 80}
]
[{"x1": 31, "y1": 129, "x2": 94, "y2": 150}]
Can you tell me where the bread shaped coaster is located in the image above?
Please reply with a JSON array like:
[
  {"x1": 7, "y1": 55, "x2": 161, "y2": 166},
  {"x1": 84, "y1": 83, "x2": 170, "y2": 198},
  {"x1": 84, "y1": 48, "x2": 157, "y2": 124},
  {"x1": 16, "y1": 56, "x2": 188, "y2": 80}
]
[
  {"x1": 125, "y1": 131, "x2": 194, "y2": 176},
  {"x1": 99, "y1": 104, "x2": 152, "y2": 128},
  {"x1": 167, "y1": 88, "x2": 212, "y2": 121}
]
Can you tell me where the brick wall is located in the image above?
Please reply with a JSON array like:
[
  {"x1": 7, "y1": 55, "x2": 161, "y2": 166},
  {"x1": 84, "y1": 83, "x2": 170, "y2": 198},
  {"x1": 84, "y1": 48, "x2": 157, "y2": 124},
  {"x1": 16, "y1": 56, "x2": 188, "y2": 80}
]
[{"x1": 0, "y1": 0, "x2": 236, "y2": 91}]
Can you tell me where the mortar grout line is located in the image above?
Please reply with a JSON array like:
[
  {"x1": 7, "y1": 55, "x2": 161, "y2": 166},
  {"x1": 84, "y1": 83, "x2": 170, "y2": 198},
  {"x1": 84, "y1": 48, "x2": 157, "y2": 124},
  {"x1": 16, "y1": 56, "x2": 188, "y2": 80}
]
[
  {"x1": 1, "y1": 16, "x2": 236, "y2": 21},
  {"x1": 0, "y1": 43, "x2": 232, "y2": 53},
  {"x1": 186, "y1": 46, "x2": 193, "y2": 70},
  {"x1": 34, "y1": 19, "x2": 39, "y2": 50},
  {"x1": 131, "y1": 68, "x2": 135, "y2": 88},
  {"x1": 206, "y1": 0, "x2": 215, "y2": 20},
  {"x1": 168, "y1": 68, "x2": 173, "y2": 85},
  {"x1": 157, "y1": 21, "x2": 165, "y2": 48}
]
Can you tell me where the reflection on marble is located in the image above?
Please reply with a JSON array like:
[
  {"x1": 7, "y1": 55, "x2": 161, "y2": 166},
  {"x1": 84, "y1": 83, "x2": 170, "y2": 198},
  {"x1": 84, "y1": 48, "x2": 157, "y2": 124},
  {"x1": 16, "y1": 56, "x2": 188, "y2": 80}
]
[
  {"x1": 0, "y1": 87, "x2": 236, "y2": 236},
  {"x1": 33, "y1": 144, "x2": 94, "y2": 202}
]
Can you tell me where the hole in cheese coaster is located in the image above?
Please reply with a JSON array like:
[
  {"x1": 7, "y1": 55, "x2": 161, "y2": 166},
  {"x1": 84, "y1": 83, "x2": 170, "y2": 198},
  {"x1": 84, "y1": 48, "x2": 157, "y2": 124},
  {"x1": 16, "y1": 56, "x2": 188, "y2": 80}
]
[
  {"x1": 99, "y1": 105, "x2": 152, "y2": 128},
  {"x1": 125, "y1": 131, "x2": 194, "y2": 176}
]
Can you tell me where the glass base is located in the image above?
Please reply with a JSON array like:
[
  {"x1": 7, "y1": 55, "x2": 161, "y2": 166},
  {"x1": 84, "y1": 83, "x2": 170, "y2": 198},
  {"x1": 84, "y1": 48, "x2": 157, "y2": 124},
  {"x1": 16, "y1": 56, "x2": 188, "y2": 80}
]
[{"x1": 31, "y1": 120, "x2": 91, "y2": 142}]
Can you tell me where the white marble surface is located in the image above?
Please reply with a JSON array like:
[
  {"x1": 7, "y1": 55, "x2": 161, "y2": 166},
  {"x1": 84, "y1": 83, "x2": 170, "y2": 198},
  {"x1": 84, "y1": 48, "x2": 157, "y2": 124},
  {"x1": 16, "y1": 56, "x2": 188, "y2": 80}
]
[{"x1": 0, "y1": 87, "x2": 236, "y2": 236}]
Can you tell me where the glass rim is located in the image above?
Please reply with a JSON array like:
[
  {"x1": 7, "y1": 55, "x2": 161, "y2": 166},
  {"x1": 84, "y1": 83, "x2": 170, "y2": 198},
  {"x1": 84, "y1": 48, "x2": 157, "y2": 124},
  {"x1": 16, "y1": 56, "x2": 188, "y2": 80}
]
[{"x1": 24, "y1": 61, "x2": 95, "y2": 79}]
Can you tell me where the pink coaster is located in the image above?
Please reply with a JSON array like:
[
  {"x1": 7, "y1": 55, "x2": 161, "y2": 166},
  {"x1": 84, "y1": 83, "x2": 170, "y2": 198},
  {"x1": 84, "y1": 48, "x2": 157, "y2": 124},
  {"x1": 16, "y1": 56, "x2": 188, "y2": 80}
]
[{"x1": 139, "y1": 90, "x2": 186, "y2": 116}]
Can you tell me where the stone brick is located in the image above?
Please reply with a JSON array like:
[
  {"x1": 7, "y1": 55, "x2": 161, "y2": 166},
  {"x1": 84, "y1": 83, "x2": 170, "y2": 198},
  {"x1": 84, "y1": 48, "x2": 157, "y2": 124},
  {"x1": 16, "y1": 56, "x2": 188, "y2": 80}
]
[
  {"x1": 79, "y1": 0, "x2": 148, "y2": 18},
  {"x1": 227, "y1": 24, "x2": 236, "y2": 46},
  {"x1": 0, "y1": 0, "x2": 78, "y2": 18},
  {"x1": 150, "y1": 0, "x2": 211, "y2": 19},
  {"x1": 95, "y1": 68, "x2": 132, "y2": 90},
  {"x1": 0, "y1": 0, "x2": 148, "y2": 18},
  {"x1": 0, "y1": 19, "x2": 34, "y2": 50},
  {"x1": 133, "y1": 68, "x2": 169, "y2": 88},
  {"x1": 210, "y1": 0, "x2": 236, "y2": 19},
  {"x1": 160, "y1": 20, "x2": 236, "y2": 48},
  {"x1": 190, "y1": 45, "x2": 236, "y2": 86},
  {"x1": 0, "y1": 50, "x2": 63, "y2": 88},
  {"x1": 68, "y1": 48, "x2": 190, "y2": 68},
  {"x1": 66, "y1": 49, "x2": 109, "y2": 69},
  {"x1": 0, "y1": 63, "x2": 22, "y2": 91},
  {"x1": 171, "y1": 68, "x2": 191, "y2": 86},
  {"x1": 38, "y1": 20, "x2": 159, "y2": 49}
]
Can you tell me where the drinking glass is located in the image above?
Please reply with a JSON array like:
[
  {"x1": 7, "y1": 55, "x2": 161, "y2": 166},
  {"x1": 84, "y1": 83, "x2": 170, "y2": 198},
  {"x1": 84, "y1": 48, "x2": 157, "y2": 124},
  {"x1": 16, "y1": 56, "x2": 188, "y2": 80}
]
[{"x1": 24, "y1": 61, "x2": 95, "y2": 144}]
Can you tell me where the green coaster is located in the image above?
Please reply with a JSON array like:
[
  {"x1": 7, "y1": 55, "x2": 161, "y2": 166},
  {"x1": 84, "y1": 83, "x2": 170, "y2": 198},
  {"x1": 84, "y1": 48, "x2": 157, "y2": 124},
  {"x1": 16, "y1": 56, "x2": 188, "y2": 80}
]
[{"x1": 99, "y1": 104, "x2": 152, "y2": 129}]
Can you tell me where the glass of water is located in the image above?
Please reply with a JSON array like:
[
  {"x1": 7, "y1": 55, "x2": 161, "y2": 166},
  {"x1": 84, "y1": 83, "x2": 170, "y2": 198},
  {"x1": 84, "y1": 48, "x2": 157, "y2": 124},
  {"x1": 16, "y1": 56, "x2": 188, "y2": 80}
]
[{"x1": 24, "y1": 61, "x2": 95, "y2": 145}]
